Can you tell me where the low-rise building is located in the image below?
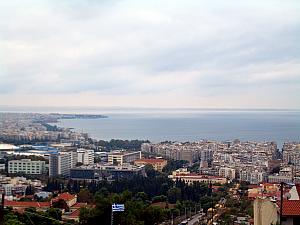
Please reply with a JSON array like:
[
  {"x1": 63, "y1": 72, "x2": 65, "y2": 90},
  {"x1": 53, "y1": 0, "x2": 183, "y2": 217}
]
[
  {"x1": 0, "y1": 176, "x2": 42, "y2": 196},
  {"x1": 168, "y1": 168, "x2": 227, "y2": 185},
  {"x1": 53, "y1": 192, "x2": 77, "y2": 207},
  {"x1": 8, "y1": 159, "x2": 45, "y2": 174},
  {"x1": 70, "y1": 168, "x2": 96, "y2": 180},
  {"x1": 134, "y1": 158, "x2": 167, "y2": 171},
  {"x1": 98, "y1": 163, "x2": 145, "y2": 180},
  {"x1": 108, "y1": 151, "x2": 141, "y2": 165},
  {"x1": 4, "y1": 200, "x2": 51, "y2": 211},
  {"x1": 268, "y1": 175, "x2": 293, "y2": 184}
]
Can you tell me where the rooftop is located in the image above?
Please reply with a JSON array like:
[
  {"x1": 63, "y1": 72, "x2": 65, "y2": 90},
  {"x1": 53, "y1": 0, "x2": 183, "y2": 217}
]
[
  {"x1": 282, "y1": 200, "x2": 300, "y2": 216},
  {"x1": 135, "y1": 159, "x2": 166, "y2": 163},
  {"x1": 53, "y1": 192, "x2": 76, "y2": 202},
  {"x1": 4, "y1": 200, "x2": 50, "y2": 208}
]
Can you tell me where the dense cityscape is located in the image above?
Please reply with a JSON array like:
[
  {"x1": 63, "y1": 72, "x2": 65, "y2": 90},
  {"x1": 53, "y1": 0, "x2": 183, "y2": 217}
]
[
  {"x1": 1, "y1": 0, "x2": 299, "y2": 224},
  {"x1": 0, "y1": 112, "x2": 299, "y2": 225}
]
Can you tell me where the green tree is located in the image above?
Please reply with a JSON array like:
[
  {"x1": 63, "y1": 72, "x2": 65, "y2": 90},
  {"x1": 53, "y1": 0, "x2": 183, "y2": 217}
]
[
  {"x1": 167, "y1": 187, "x2": 181, "y2": 204},
  {"x1": 78, "y1": 188, "x2": 94, "y2": 203}
]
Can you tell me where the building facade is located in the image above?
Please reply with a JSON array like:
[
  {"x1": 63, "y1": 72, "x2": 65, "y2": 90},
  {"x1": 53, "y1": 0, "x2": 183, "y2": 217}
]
[
  {"x1": 219, "y1": 167, "x2": 236, "y2": 180},
  {"x1": 108, "y1": 151, "x2": 141, "y2": 165},
  {"x1": 49, "y1": 152, "x2": 73, "y2": 177},
  {"x1": 168, "y1": 168, "x2": 227, "y2": 185},
  {"x1": 134, "y1": 159, "x2": 167, "y2": 171},
  {"x1": 77, "y1": 149, "x2": 94, "y2": 165},
  {"x1": 8, "y1": 159, "x2": 45, "y2": 174}
]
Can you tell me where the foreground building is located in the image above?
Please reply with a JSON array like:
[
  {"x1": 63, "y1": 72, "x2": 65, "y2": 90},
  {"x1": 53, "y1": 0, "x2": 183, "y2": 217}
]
[{"x1": 252, "y1": 184, "x2": 300, "y2": 225}]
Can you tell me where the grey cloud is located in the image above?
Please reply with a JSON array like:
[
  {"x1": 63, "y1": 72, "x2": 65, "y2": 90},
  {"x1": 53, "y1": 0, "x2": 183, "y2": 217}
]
[{"x1": 0, "y1": 0, "x2": 299, "y2": 108}]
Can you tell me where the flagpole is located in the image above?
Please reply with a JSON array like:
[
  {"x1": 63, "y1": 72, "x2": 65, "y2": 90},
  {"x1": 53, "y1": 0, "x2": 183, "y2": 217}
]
[{"x1": 111, "y1": 207, "x2": 114, "y2": 225}]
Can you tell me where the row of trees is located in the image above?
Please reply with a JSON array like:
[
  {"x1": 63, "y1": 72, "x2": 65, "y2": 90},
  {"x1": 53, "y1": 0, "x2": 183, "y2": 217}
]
[
  {"x1": 4, "y1": 207, "x2": 64, "y2": 225},
  {"x1": 79, "y1": 190, "x2": 172, "y2": 225},
  {"x1": 92, "y1": 139, "x2": 149, "y2": 151}
]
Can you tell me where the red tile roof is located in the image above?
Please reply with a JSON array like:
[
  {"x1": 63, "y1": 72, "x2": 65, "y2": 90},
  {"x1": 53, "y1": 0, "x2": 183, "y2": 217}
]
[
  {"x1": 71, "y1": 202, "x2": 87, "y2": 208},
  {"x1": 282, "y1": 200, "x2": 300, "y2": 216},
  {"x1": 248, "y1": 185, "x2": 260, "y2": 189},
  {"x1": 174, "y1": 173, "x2": 223, "y2": 179},
  {"x1": 54, "y1": 193, "x2": 76, "y2": 202},
  {"x1": 135, "y1": 159, "x2": 166, "y2": 164},
  {"x1": 4, "y1": 200, "x2": 50, "y2": 208},
  {"x1": 69, "y1": 209, "x2": 80, "y2": 218}
]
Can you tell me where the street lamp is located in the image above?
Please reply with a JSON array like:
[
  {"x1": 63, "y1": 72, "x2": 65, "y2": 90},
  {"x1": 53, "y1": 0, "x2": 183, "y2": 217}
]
[{"x1": 209, "y1": 181, "x2": 214, "y2": 223}]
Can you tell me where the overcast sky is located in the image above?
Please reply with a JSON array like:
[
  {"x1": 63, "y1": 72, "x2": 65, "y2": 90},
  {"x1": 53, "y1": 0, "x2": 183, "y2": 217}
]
[{"x1": 0, "y1": 0, "x2": 299, "y2": 109}]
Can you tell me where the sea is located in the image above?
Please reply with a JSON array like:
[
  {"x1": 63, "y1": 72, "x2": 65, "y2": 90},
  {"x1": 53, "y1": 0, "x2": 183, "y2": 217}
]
[{"x1": 1, "y1": 107, "x2": 300, "y2": 148}]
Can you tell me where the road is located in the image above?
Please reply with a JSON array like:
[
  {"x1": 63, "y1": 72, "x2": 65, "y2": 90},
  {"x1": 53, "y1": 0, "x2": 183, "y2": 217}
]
[{"x1": 187, "y1": 213, "x2": 204, "y2": 225}]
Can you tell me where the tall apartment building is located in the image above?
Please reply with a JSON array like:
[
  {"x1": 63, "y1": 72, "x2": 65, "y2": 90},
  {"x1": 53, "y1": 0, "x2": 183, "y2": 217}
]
[
  {"x1": 70, "y1": 151, "x2": 78, "y2": 168},
  {"x1": 49, "y1": 152, "x2": 74, "y2": 177},
  {"x1": 199, "y1": 149, "x2": 214, "y2": 162},
  {"x1": 77, "y1": 149, "x2": 94, "y2": 165},
  {"x1": 8, "y1": 159, "x2": 45, "y2": 174},
  {"x1": 108, "y1": 151, "x2": 141, "y2": 165}
]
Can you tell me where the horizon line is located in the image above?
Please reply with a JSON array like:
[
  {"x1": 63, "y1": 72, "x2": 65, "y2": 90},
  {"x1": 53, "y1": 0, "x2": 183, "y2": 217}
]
[{"x1": 0, "y1": 105, "x2": 300, "y2": 112}]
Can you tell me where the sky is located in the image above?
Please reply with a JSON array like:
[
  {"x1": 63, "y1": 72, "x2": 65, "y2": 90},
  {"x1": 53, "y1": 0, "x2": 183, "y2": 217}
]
[{"x1": 0, "y1": 0, "x2": 299, "y2": 109}]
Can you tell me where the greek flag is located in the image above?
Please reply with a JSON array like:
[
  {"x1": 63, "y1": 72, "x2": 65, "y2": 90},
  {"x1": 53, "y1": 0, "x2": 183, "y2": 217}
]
[{"x1": 112, "y1": 203, "x2": 125, "y2": 212}]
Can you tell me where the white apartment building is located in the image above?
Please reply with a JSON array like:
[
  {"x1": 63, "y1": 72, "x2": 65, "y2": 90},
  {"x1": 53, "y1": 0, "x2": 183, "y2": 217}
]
[
  {"x1": 49, "y1": 152, "x2": 73, "y2": 177},
  {"x1": 268, "y1": 175, "x2": 293, "y2": 184},
  {"x1": 77, "y1": 149, "x2": 94, "y2": 165},
  {"x1": 219, "y1": 167, "x2": 236, "y2": 180},
  {"x1": 108, "y1": 151, "x2": 141, "y2": 165},
  {"x1": 8, "y1": 159, "x2": 45, "y2": 174},
  {"x1": 250, "y1": 170, "x2": 267, "y2": 184},
  {"x1": 70, "y1": 151, "x2": 78, "y2": 168},
  {"x1": 200, "y1": 149, "x2": 214, "y2": 162},
  {"x1": 0, "y1": 184, "x2": 26, "y2": 196}
]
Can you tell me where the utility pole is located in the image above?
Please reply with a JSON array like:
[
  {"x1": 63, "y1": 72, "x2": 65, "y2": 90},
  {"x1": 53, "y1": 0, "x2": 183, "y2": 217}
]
[
  {"x1": 280, "y1": 182, "x2": 284, "y2": 225},
  {"x1": 185, "y1": 207, "x2": 187, "y2": 219},
  {"x1": 0, "y1": 193, "x2": 5, "y2": 225}
]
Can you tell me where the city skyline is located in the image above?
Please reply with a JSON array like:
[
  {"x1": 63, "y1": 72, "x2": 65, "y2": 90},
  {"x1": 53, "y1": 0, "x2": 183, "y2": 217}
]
[{"x1": 1, "y1": 0, "x2": 300, "y2": 109}]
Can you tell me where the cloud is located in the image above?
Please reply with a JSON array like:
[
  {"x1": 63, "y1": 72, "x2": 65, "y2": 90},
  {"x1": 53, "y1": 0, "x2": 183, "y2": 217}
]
[{"x1": 0, "y1": 0, "x2": 299, "y2": 108}]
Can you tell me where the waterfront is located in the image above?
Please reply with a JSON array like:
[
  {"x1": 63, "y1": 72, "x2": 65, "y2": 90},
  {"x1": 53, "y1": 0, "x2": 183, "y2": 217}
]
[{"x1": 53, "y1": 110, "x2": 300, "y2": 148}]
